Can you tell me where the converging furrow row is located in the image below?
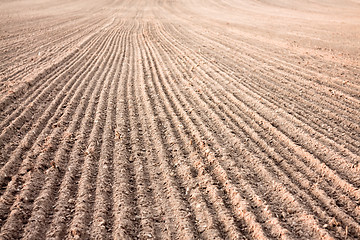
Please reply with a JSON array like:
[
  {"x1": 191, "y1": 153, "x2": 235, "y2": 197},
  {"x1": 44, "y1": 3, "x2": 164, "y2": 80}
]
[{"x1": 1, "y1": 0, "x2": 359, "y2": 239}]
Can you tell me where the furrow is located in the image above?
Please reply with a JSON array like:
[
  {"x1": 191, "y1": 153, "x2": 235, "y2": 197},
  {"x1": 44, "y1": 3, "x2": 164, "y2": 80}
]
[
  {"x1": 156, "y1": 23, "x2": 360, "y2": 192},
  {"x1": 119, "y1": 26, "x2": 162, "y2": 239},
  {"x1": 133, "y1": 22, "x2": 202, "y2": 240},
  {"x1": 162, "y1": 23, "x2": 360, "y2": 145},
  {"x1": 166, "y1": 20, "x2": 360, "y2": 105},
  {"x1": 111, "y1": 20, "x2": 142, "y2": 240},
  {"x1": 0, "y1": 16, "x2": 114, "y2": 124},
  {"x1": 153, "y1": 22, "x2": 359, "y2": 238},
  {"x1": 66, "y1": 26, "x2": 123, "y2": 240},
  {"x1": 150, "y1": 21, "x2": 344, "y2": 239},
  {"x1": 141, "y1": 34, "x2": 258, "y2": 240},
  {"x1": 42, "y1": 24, "x2": 123, "y2": 239},
  {"x1": 178, "y1": 69, "x2": 359, "y2": 238},
  {"x1": 0, "y1": 24, "x2": 122, "y2": 239},
  {"x1": 1, "y1": 1, "x2": 359, "y2": 239},
  {"x1": 20, "y1": 21, "x2": 126, "y2": 240},
  {"x1": 0, "y1": 14, "x2": 104, "y2": 73},
  {"x1": 0, "y1": 16, "x2": 115, "y2": 116},
  {"x1": 0, "y1": 20, "x2": 115, "y2": 158},
  {"x1": 0, "y1": 25, "x2": 119, "y2": 193},
  {"x1": 143, "y1": 21, "x2": 281, "y2": 240},
  {"x1": 0, "y1": 24, "x2": 116, "y2": 227},
  {"x1": 140, "y1": 22, "x2": 230, "y2": 240},
  {"x1": 162, "y1": 22, "x2": 360, "y2": 139},
  {"x1": 88, "y1": 23, "x2": 128, "y2": 240}
]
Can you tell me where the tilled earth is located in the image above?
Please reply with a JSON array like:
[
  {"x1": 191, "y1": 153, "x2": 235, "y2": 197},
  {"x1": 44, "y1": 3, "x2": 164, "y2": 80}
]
[{"x1": 0, "y1": 0, "x2": 360, "y2": 239}]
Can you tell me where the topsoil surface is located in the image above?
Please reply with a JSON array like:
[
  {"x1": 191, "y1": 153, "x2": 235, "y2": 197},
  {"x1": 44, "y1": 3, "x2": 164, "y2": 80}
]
[{"x1": 0, "y1": 0, "x2": 360, "y2": 239}]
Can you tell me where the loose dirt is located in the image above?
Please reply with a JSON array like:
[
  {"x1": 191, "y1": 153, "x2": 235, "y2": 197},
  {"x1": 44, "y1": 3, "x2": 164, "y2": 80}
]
[{"x1": 1, "y1": 0, "x2": 360, "y2": 239}]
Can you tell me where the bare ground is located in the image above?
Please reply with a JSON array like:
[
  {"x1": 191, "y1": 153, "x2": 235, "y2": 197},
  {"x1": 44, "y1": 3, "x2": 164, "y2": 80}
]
[{"x1": 0, "y1": 0, "x2": 360, "y2": 239}]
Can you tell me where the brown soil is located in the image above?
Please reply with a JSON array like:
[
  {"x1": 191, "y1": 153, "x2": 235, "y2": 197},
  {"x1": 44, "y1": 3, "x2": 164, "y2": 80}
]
[{"x1": 0, "y1": 0, "x2": 360, "y2": 239}]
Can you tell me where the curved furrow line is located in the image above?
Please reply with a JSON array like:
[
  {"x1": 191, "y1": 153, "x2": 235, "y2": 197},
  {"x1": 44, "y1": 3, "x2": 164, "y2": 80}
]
[
  {"x1": 190, "y1": 60, "x2": 360, "y2": 185},
  {"x1": 145, "y1": 25, "x2": 310, "y2": 237},
  {"x1": 155, "y1": 23, "x2": 360, "y2": 189},
  {"x1": 142, "y1": 69, "x2": 231, "y2": 239},
  {"x1": 41, "y1": 23, "x2": 126, "y2": 240},
  {"x1": 140, "y1": 23, "x2": 229, "y2": 240},
  {"x1": 215, "y1": 72, "x2": 360, "y2": 155},
  {"x1": 20, "y1": 21, "x2": 127, "y2": 240},
  {"x1": 0, "y1": 16, "x2": 116, "y2": 124},
  {"x1": 111, "y1": 20, "x2": 149, "y2": 239},
  {"x1": 204, "y1": 77, "x2": 360, "y2": 236},
  {"x1": 222, "y1": 118, "x2": 360, "y2": 238},
  {"x1": 143, "y1": 22, "x2": 288, "y2": 240},
  {"x1": 0, "y1": 14, "x2": 82, "y2": 58},
  {"x1": 198, "y1": 86, "x2": 360, "y2": 232},
  {"x1": 160, "y1": 21, "x2": 360, "y2": 212},
  {"x1": 163, "y1": 23, "x2": 360, "y2": 126},
  {"x1": 0, "y1": 25, "x2": 122, "y2": 239},
  {"x1": 0, "y1": 16, "x2": 110, "y2": 91},
  {"x1": 0, "y1": 45, "x2": 100, "y2": 232},
  {"x1": 65, "y1": 26, "x2": 124, "y2": 240},
  {"x1": 209, "y1": 57, "x2": 360, "y2": 150},
  {"x1": 162, "y1": 23, "x2": 360, "y2": 141},
  {"x1": 171, "y1": 37, "x2": 360, "y2": 153},
  {"x1": 152, "y1": 54, "x2": 335, "y2": 240},
  {"x1": 213, "y1": 80, "x2": 360, "y2": 191},
  {"x1": 136, "y1": 19, "x2": 198, "y2": 239},
  {"x1": 0, "y1": 25, "x2": 120, "y2": 192},
  {"x1": 151, "y1": 23, "x2": 360, "y2": 238},
  {"x1": 0, "y1": 10, "x2": 89, "y2": 45},
  {"x1": 159, "y1": 23, "x2": 360, "y2": 152},
  {"x1": 108, "y1": 20, "x2": 144, "y2": 239},
  {"x1": 0, "y1": 15, "x2": 116, "y2": 115},
  {"x1": 156, "y1": 21, "x2": 360, "y2": 188},
  {"x1": 142, "y1": 30, "x2": 282, "y2": 240},
  {"x1": 0, "y1": 31, "x2": 110, "y2": 163},
  {"x1": 88, "y1": 23, "x2": 129, "y2": 240},
  {"x1": 0, "y1": 39, "x2": 99, "y2": 126},
  {"x1": 111, "y1": 39, "x2": 137, "y2": 239},
  {"x1": 119, "y1": 27, "x2": 163, "y2": 239},
  {"x1": 166, "y1": 60, "x2": 359, "y2": 238},
  {"x1": 1, "y1": 1, "x2": 359, "y2": 238},
  {"x1": 132, "y1": 23, "x2": 203, "y2": 240},
  {"x1": 0, "y1": 18, "x2": 96, "y2": 74},
  {"x1": 0, "y1": 68, "x2": 81, "y2": 154},
  {"x1": 0, "y1": 14, "x2": 104, "y2": 63},
  {"x1": 133, "y1": 82, "x2": 177, "y2": 240},
  {"x1": 148, "y1": 22, "x2": 356, "y2": 238},
  {"x1": 165, "y1": 20, "x2": 360, "y2": 101}
]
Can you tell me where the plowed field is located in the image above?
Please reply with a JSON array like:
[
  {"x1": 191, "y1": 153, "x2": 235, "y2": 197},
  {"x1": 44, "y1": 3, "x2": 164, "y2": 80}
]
[{"x1": 1, "y1": 0, "x2": 360, "y2": 239}]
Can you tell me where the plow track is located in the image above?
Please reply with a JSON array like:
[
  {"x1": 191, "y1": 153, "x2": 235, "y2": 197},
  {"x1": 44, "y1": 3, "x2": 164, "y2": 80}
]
[{"x1": 1, "y1": 0, "x2": 359, "y2": 239}]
